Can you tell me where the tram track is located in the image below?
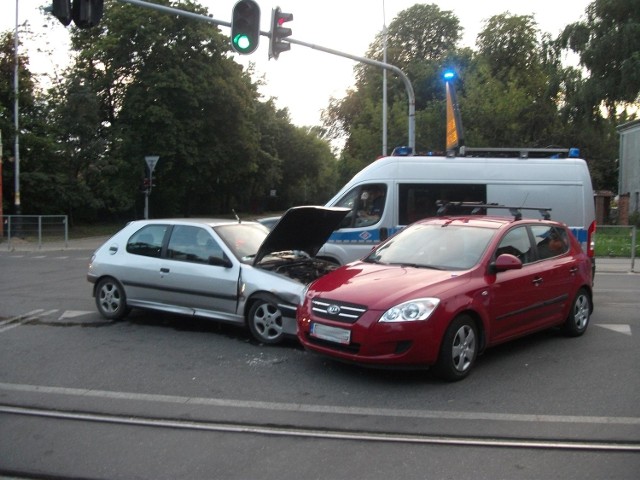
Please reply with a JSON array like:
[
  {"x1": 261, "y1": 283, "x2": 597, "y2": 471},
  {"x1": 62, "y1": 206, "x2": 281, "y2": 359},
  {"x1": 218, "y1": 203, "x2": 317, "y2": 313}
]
[{"x1": 2, "y1": 404, "x2": 639, "y2": 453}]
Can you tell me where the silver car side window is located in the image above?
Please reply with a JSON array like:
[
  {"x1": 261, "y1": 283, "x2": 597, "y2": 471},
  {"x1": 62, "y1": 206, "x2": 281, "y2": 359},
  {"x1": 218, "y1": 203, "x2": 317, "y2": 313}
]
[{"x1": 126, "y1": 225, "x2": 168, "y2": 258}]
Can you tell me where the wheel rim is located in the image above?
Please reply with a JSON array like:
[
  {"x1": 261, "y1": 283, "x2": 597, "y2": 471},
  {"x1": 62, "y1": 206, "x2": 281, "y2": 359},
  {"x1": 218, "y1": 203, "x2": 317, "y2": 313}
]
[
  {"x1": 573, "y1": 294, "x2": 590, "y2": 330},
  {"x1": 98, "y1": 282, "x2": 121, "y2": 314},
  {"x1": 451, "y1": 325, "x2": 476, "y2": 372},
  {"x1": 252, "y1": 303, "x2": 283, "y2": 341}
]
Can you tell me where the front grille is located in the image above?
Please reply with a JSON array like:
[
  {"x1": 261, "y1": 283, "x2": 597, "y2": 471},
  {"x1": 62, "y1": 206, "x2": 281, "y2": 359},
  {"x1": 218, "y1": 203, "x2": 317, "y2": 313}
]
[{"x1": 311, "y1": 299, "x2": 367, "y2": 324}]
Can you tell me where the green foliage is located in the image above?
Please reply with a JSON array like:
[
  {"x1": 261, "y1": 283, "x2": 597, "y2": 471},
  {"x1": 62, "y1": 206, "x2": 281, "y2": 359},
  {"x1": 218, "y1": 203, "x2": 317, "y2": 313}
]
[
  {"x1": 1, "y1": 0, "x2": 338, "y2": 221},
  {"x1": 560, "y1": 0, "x2": 640, "y2": 115},
  {"x1": 2, "y1": 1, "x2": 637, "y2": 221},
  {"x1": 323, "y1": 4, "x2": 630, "y2": 192}
]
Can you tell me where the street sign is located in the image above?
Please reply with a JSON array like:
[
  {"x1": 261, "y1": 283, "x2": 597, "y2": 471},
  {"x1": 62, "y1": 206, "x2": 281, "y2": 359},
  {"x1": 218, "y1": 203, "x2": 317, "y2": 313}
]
[{"x1": 145, "y1": 155, "x2": 159, "y2": 173}]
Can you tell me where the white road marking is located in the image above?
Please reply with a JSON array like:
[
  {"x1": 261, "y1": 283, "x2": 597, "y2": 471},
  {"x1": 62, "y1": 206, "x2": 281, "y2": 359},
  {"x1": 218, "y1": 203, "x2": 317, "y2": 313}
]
[
  {"x1": 0, "y1": 309, "x2": 58, "y2": 333},
  {"x1": 595, "y1": 324, "x2": 632, "y2": 335}
]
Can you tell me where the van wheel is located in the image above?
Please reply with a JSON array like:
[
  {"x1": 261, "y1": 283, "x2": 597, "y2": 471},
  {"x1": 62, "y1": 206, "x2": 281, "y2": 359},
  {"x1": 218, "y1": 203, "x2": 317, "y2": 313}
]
[
  {"x1": 247, "y1": 296, "x2": 285, "y2": 344},
  {"x1": 433, "y1": 315, "x2": 478, "y2": 382},
  {"x1": 562, "y1": 288, "x2": 591, "y2": 337}
]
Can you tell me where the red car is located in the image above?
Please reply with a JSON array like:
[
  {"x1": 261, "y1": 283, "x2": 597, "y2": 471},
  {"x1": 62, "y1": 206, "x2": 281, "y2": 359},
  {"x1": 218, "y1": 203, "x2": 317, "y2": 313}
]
[{"x1": 297, "y1": 207, "x2": 593, "y2": 381}]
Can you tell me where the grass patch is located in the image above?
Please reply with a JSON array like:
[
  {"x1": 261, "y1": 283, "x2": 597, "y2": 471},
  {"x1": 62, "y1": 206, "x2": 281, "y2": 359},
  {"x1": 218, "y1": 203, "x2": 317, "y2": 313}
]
[{"x1": 595, "y1": 226, "x2": 638, "y2": 257}]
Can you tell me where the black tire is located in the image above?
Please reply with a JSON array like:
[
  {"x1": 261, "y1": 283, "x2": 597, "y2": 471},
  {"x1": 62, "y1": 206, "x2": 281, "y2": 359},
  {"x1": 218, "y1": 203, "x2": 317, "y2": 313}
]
[
  {"x1": 247, "y1": 296, "x2": 285, "y2": 344},
  {"x1": 433, "y1": 315, "x2": 479, "y2": 382},
  {"x1": 95, "y1": 277, "x2": 129, "y2": 320},
  {"x1": 562, "y1": 288, "x2": 591, "y2": 337}
]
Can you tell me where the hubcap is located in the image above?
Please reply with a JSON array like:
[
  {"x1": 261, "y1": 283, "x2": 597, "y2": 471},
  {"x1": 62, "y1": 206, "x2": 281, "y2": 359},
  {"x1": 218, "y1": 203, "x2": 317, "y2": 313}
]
[
  {"x1": 574, "y1": 295, "x2": 590, "y2": 330},
  {"x1": 254, "y1": 303, "x2": 283, "y2": 340},
  {"x1": 452, "y1": 325, "x2": 476, "y2": 372}
]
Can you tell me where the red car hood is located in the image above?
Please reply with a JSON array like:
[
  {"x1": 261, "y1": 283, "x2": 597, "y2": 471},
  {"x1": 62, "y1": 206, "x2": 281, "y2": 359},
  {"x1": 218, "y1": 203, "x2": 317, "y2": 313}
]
[{"x1": 310, "y1": 261, "x2": 471, "y2": 309}]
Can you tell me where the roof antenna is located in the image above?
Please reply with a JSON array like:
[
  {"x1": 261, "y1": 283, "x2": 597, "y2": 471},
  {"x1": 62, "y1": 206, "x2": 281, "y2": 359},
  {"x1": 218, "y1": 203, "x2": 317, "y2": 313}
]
[{"x1": 232, "y1": 209, "x2": 241, "y2": 223}]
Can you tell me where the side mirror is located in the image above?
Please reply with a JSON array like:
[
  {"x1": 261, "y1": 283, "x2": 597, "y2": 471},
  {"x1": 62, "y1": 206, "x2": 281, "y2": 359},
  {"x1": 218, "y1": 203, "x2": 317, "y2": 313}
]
[{"x1": 491, "y1": 253, "x2": 523, "y2": 273}]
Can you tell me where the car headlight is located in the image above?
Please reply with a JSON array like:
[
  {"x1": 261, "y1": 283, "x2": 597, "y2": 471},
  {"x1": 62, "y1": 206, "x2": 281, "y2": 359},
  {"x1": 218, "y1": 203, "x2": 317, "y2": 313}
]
[
  {"x1": 299, "y1": 284, "x2": 310, "y2": 306},
  {"x1": 379, "y1": 298, "x2": 440, "y2": 322}
]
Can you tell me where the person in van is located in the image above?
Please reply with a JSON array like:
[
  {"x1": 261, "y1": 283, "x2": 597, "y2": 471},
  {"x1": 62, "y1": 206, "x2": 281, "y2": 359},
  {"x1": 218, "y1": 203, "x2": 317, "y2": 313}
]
[{"x1": 356, "y1": 186, "x2": 385, "y2": 227}]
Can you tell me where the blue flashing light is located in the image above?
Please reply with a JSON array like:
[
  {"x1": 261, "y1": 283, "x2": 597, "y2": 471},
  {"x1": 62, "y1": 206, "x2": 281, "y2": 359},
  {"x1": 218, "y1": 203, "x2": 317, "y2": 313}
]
[
  {"x1": 391, "y1": 146, "x2": 413, "y2": 156},
  {"x1": 569, "y1": 148, "x2": 580, "y2": 158},
  {"x1": 443, "y1": 70, "x2": 456, "y2": 81}
]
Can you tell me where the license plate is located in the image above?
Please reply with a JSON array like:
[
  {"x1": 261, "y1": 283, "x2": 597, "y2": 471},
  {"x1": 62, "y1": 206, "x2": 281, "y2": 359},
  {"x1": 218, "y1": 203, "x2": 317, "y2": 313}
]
[{"x1": 310, "y1": 322, "x2": 351, "y2": 345}]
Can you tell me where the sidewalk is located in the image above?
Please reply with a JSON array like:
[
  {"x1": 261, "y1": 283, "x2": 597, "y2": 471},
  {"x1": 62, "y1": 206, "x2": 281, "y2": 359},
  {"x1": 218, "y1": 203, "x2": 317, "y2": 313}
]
[
  {"x1": 1, "y1": 236, "x2": 110, "y2": 252},
  {"x1": 595, "y1": 257, "x2": 638, "y2": 274}
]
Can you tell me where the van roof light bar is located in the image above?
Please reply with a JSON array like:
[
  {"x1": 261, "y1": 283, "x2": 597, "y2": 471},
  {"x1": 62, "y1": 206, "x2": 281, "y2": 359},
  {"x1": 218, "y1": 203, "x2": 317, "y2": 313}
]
[
  {"x1": 457, "y1": 147, "x2": 571, "y2": 159},
  {"x1": 436, "y1": 202, "x2": 552, "y2": 220}
]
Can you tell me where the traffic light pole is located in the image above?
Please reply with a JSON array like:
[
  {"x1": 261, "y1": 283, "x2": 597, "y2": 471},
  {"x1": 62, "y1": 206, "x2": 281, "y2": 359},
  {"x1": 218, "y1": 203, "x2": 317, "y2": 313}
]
[
  {"x1": 117, "y1": 0, "x2": 415, "y2": 152},
  {"x1": 285, "y1": 37, "x2": 415, "y2": 153}
]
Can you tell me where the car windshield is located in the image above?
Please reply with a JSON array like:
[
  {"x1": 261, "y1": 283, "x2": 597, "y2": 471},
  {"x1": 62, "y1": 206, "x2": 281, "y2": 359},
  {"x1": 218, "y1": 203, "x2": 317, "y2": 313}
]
[
  {"x1": 365, "y1": 223, "x2": 496, "y2": 270},
  {"x1": 214, "y1": 223, "x2": 269, "y2": 261}
]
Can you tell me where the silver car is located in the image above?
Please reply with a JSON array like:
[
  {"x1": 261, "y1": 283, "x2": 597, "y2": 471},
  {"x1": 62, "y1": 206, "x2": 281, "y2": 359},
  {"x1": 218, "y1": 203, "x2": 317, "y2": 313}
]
[{"x1": 87, "y1": 206, "x2": 348, "y2": 344}]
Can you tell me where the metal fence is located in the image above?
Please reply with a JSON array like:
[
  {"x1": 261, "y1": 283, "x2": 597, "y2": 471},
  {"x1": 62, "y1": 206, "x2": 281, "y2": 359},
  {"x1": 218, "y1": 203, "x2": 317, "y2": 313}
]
[
  {"x1": 1, "y1": 215, "x2": 69, "y2": 250},
  {"x1": 596, "y1": 225, "x2": 637, "y2": 272}
]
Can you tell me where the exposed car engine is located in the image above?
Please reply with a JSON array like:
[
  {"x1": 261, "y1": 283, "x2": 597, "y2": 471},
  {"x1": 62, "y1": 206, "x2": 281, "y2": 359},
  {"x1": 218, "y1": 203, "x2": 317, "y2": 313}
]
[{"x1": 258, "y1": 251, "x2": 339, "y2": 284}]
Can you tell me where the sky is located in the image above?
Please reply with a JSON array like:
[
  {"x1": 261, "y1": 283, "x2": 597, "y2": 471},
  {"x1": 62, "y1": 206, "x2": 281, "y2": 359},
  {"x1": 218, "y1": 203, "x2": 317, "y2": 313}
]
[{"x1": 2, "y1": 0, "x2": 593, "y2": 128}]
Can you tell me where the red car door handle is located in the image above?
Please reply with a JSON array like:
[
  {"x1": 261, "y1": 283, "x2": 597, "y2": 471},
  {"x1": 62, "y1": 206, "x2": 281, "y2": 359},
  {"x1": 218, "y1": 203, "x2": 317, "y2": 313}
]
[
  {"x1": 569, "y1": 267, "x2": 579, "y2": 275},
  {"x1": 532, "y1": 277, "x2": 543, "y2": 286}
]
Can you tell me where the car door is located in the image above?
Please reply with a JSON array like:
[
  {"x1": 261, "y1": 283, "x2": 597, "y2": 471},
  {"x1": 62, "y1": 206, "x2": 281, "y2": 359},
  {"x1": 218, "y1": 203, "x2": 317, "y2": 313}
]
[
  {"x1": 158, "y1": 225, "x2": 240, "y2": 317},
  {"x1": 120, "y1": 224, "x2": 171, "y2": 306},
  {"x1": 487, "y1": 225, "x2": 549, "y2": 343},
  {"x1": 528, "y1": 225, "x2": 576, "y2": 327}
]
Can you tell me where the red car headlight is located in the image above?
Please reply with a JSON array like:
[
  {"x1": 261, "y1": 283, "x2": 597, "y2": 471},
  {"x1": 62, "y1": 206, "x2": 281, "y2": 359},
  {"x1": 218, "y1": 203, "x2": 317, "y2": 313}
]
[{"x1": 379, "y1": 298, "x2": 440, "y2": 322}]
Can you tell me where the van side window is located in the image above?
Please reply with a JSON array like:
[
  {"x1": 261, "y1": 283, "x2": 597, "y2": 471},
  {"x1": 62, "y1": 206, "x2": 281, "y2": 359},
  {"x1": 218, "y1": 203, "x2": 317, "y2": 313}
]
[
  {"x1": 126, "y1": 225, "x2": 168, "y2": 258},
  {"x1": 335, "y1": 184, "x2": 387, "y2": 228},
  {"x1": 399, "y1": 184, "x2": 486, "y2": 224}
]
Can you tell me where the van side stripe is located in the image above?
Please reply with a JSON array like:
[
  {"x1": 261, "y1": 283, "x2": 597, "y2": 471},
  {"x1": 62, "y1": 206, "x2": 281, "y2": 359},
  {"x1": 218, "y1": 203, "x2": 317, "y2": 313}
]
[{"x1": 327, "y1": 228, "x2": 403, "y2": 244}]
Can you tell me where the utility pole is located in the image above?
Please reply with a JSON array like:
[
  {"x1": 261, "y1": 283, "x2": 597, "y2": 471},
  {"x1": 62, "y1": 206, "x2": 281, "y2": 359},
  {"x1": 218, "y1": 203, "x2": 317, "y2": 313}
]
[{"x1": 13, "y1": 0, "x2": 21, "y2": 216}]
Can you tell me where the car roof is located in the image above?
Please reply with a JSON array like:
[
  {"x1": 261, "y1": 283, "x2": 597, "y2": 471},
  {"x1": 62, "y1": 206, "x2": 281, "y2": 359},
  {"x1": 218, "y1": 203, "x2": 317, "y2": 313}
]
[{"x1": 131, "y1": 218, "x2": 252, "y2": 228}]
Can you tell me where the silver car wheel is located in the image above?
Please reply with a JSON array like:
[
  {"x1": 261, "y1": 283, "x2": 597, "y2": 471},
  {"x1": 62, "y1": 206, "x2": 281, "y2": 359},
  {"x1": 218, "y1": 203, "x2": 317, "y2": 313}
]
[
  {"x1": 248, "y1": 299, "x2": 284, "y2": 344},
  {"x1": 451, "y1": 324, "x2": 476, "y2": 373},
  {"x1": 95, "y1": 277, "x2": 128, "y2": 320}
]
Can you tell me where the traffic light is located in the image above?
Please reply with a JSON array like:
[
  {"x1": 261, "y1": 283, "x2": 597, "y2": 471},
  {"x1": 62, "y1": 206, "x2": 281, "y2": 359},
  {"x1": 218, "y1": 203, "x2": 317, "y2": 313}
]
[
  {"x1": 51, "y1": 0, "x2": 72, "y2": 26},
  {"x1": 49, "y1": 0, "x2": 103, "y2": 28},
  {"x1": 72, "y1": 0, "x2": 103, "y2": 29},
  {"x1": 269, "y1": 7, "x2": 293, "y2": 60},
  {"x1": 231, "y1": 0, "x2": 261, "y2": 55}
]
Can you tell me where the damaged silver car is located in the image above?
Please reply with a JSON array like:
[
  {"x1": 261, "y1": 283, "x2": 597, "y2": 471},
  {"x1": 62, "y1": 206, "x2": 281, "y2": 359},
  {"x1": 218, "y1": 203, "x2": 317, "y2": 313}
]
[{"x1": 87, "y1": 206, "x2": 348, "y2": 344}]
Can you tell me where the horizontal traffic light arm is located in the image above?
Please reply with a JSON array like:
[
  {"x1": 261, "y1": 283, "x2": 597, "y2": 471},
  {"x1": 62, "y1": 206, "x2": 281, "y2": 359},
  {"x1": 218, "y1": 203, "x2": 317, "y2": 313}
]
[{"x1": 116, "y1": 0, "x2": 416, "y2": 150}]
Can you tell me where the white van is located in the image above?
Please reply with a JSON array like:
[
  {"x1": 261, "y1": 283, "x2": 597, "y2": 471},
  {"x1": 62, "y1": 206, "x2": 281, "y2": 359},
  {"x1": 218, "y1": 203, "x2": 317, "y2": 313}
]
[{"x1": 318, "y1": 149, "x2": 596, "y2": 266}]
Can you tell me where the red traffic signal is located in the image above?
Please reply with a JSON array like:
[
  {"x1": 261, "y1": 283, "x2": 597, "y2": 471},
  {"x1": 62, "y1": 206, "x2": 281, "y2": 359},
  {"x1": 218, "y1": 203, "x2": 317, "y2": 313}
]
[
  {"x1": 269, "y1": 7, "x2": 293, "y2": 60},
  {"x1": 231, "y1": 0, "x2": 261, "y2": 55}
]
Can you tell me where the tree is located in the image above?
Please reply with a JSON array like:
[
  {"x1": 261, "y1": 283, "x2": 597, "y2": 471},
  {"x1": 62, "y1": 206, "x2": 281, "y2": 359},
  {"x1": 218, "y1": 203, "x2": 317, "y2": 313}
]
[
  {"x1": 0, "y1": 29, "x2": 62, "y2": 216},
  {"x1": 560, "y1": 0, "x2": 640, "y2": 116},
  {"x1": 323, "y1": 3, "x2": 465, "y2": 180},
  {"x1": 462, "y1": 14, "x2": 563, "y2": 147}
]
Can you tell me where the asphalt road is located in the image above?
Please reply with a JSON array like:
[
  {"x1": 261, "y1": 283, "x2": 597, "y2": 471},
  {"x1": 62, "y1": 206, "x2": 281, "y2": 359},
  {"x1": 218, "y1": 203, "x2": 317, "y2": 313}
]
[{"x1": 0, "y1": 244, "x2": 638, "y2": 479}]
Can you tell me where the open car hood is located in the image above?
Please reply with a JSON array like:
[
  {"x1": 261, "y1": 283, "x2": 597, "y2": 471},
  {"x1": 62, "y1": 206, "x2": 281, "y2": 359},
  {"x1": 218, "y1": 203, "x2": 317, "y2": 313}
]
[{"x1": 254, "y1": 206, "x2": 349, "y2": 264}]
